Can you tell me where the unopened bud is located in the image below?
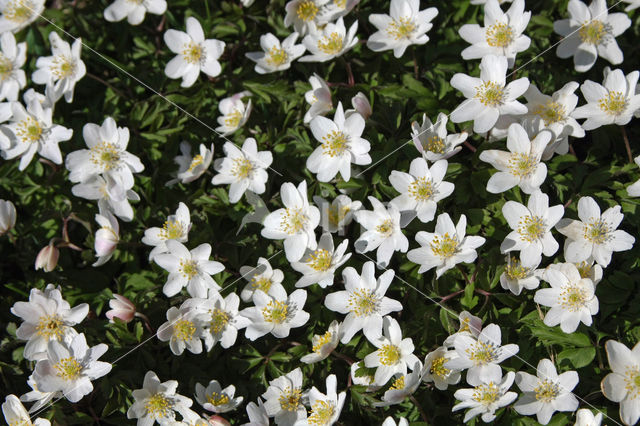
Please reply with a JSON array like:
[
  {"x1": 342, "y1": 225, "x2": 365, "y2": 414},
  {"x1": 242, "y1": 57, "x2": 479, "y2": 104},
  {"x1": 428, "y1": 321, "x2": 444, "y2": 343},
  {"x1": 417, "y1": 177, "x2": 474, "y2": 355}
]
[{"x1": 35, "y1": 243, "x2": 59, "y2": 272}]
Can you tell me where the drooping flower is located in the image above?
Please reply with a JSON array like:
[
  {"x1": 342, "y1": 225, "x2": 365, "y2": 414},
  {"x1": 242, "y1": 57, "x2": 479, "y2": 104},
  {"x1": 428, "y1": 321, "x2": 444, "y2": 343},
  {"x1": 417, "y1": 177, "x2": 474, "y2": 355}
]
[
  {"x1": 71, "y1": 174, "x2": 140, "y2": 222},
  {"x1": 245, "y1": 32, "x2": 306, "y2": 74},
  {"x1": 450, "y1": 54, "x2": 529, "y2": 133},
  {"x1": 600, "y1": 340, "x2": 640, "y2": 426},
  {"x1": 157, "y1": 305, "x2": 207, "y2": 355},
  {"x1": 554, "y1": 0, "x2": 631, "y2": 72},
  {"x1": 142, "y1": 202, "x2": 191, "y2": 261},
  {"x1": 0, "y1": 31, "x2": 26, "y2": 101},
  {"x1": 261, "y1": 368, "x2": 307, "y2": 425},
  {"x1": 0, "y1": 198, "x2": 16, "y2": 235},
  {"x1": 20, "y1": 374, "x2": 61, "y2": 414},
  {"x1": 292, "y1": 232, "x2": 351, "y2": 288},
  {"x1": 240, "y1": 287, "x2": 310, "y2": 340},
  {"x1": 215, "y1": 92, "x2": 252, "y2": 136},
  {"x1": 35, "y1": 243, "x2": 59, "y2": 272},
  {"x1": 422, "y1": 346, "x2": 462, "y2": 390},
  {"x1": 105, "y1": 293, "x2": 136, "y2": 323},
  {"x1": 164, "y1": 17, "x2": 225, "y2": 87},
  {"x1": 239, "y1": 257, "x2": 286, "y2": 303},
  {"x1": 452, "y1": 370, "x2": 517, "y2": 423},
  {"x1": 2, "y1": 394, "x2": 50, "y2": 425},
  {"x1": 499, "y1": 255, "x2": 543, "y2": 295},
  {"x1": 299, "y1": 17, "x2": 358, "y2": 63},
  {"x1": 211, "y1": 138, "x2": 273, "y2": 203},
  {"x1": 347, "y1": 92, "x2": 372, "y2": 120},
  {"x1": 0, "y1": 0, "x2": 45, "y2": 33},
  {"x1": 304, "y1": 73, "x2": 332, "y2": 124},
  {"x1": 104, "y1": 0, "x2": 166, "y2": 25},
  {"x1": 127, "y1": 371, "x2": 196, "y2": 425},
  {"x1": 300, "y1": 320, "x2": 341, "y2": 364},
  {"x1": 93, "y1": 211, "x2": 120, "y2": 267},
  {"x1": 304, "y1": 374, "x2": 346, "y2": 425},
  {"x1": 373, "y1": 361, "x2": 423, "y2": 407},
  {"x1": 169, "y1": 142, "x2": 213, "y2": 185},
  {"x1": 195, "y1": 379, "x2": 243, "y2": 413},
  {"x1": 324, "y1": 261, "x2": 402, "y2": 343},
  {"x1": 366, "y1": 0, "x2": 438, "y2": 58},
  {"x1": 314, "y1": 194, "x2": 361, "y2": 235},
  {"x1": 411, "y1": 112, "x2": 468, "y2": 162}
]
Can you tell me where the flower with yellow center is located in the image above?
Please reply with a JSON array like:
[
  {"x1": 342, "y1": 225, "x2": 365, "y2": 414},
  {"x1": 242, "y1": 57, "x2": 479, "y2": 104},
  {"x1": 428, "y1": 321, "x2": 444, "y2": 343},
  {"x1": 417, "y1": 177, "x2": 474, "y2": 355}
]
[
  {"x1": 386, "y1": 17, "x2": 416, "y2": 40},
  {"x1": 423, "y1": 347, "x2": 462, "y2": 391},
  {"x1": 452, "y1": 371, "x2": 517, "y2": 423},
  {"x1": 142, "y1": 202, "x2": 190, "y2": 261},
  {"x1": 241, "y1": 288, "x2": 310, "y2": 340},
  {"x1": 144, "y1": 393, "x2": 172, "y2": 418},
  {"x1": 195, "y1": 379, "x2": 243, "y2": 413},
  {"x1": 301, "y1": 320, "x2": 341, "y2": 364},
  {"x1": 157, "y1": 306, "x2": 205, "y2": 355},
  {"x1": 475, "y1": 81, "x2": 505, "y2": 107},
  {"x1": 182, "y1": 41, "x2": 204, "y2": 64},
  {"x1": 321, "y1": 130, "x2": 349, "y2": 157},
  {"x1": 15, "y1": 117, "x2": 42, "y2": 144},
  {"x1": 54, "y1": 357, "x2": 83, "y2": 381},
  {"x1": 578, "y1": 20, "x2": 607, "y2": 45},
  {"x1": 0, "y1": 0, "x2": 44, "y2": 33},
  {"x1": 533, "y1": 100, "x2": 567, "y2": 125},
  {"x1": 485, "y1": 22, "x2": 515, "y2": 48},
  {"x1": 296, "y1": 0, "x2": 318, "y2": 22},
  {"x1": 602, "y1": 340, "x2": 640, "y2": 425},
  {"x1": 262, "y1": 300, "x2": 289, "y2": 324},
  {"x1": 411, "y1": 113, "x2": 468, "y2": 162},
  {"x1": 300, "y1": 17, "x2": 358, "y2": 62}
]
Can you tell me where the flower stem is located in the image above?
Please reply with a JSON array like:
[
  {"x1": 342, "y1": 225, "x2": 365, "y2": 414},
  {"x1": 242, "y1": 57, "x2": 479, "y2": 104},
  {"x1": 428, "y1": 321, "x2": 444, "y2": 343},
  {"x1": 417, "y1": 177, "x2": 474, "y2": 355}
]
[
  {"x1": 621, "y1": 126, "x2": 633, "y2": 163},
  {"x1": 410, "y1": 395, "x2": 429, "y2": 423}
]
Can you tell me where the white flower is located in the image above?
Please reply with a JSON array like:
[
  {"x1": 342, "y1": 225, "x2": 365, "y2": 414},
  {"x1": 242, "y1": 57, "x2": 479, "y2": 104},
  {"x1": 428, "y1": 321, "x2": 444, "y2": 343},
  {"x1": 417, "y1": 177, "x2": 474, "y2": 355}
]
[
  {"x1": 65, "y1": 116, "x2": 144, "y2": 190},
  {"x1": 1, "y1": 99, "x2": 72, "y2": 170},
  {"x1": 574, "y1": 409, "x2": 602, "y2": 426},
  {"x1": 20, "y1": 375, "x2": 61, "y2": 413},
  {"x1": 557, "y1": 196, "x2": 634, "y2": 267},
  {"x1": 164, "y1": 17, "x2": 225, "y2": 88},
  {"x1": 382, "y1": 418, "x2": 408, "y2": 426},
  {"x1": 32, "y1": 32, "x2": 86, "y2": 103},
  {"x1": 443, "y1": 310, "x2": 483, "y2": 348},
  {"x1": 261, "y1": 180, "x2": 320, "y2": 262},
  {"x1": 239, "y1": 257, "x2": 286, "y2": 303},
  {"x1": 450, "y1": 54, "x2": 529, "y2": 133},
  {"x1": 303, "y1": 374, "x2": 346, "y2": 425},
  {"x1": 304, "y1": 73, "x2": 332, "y2": 124},
  {"x1": 0, "y1": 32, "x2": 25, "y2": 101},
  {"x1": 574, "y1": 258, "x2": 603, "y2": 286},
  {"x1": 366, "y1": 0, "x2": 438, "y2": 58},
  {"x1": 157, "y1": 305, "x2": 207, "y2": 355},
  {"x1": 127, "y1": 371, "x2": 196, "y2": 425},
  {"x1": 307, "y1": 101, "x2": 371, "y2": 182},
  {"x1": 244, "y1": 398, "x2": 269, "y2": 426},
  {"x1": 324, "y1": 261, "x2": 402, "y2": 343},
  {"x1": 262, "y1": 368, "x2": 307, "y2": 425},
  {"x1": 300, "y1": 320, "x2": 341, "y2": 364},
  {"x1": 534, "y1": 263, "x2": 598, "y2": 333},
  {"x1": 422, "y1": 346, "x2": 462, "y2": 390},
  {"x1": 364, "y1": 317, "x2": 420, "y2": 386},
  {"x1": 314, "y1": 194, "x2": 361, "y2": 234},
  {"x1": 622, "y1": 0, "x2": 640, "y2": 11},
  {"x1": 317, "y1": 0, "x2": 359, "y2": 23},
  {"x1": 389, "y1": 158, "x2": 454, "y2": 223},
  {"x1": 93, "y1": 211, "x2": 119, "y2": 267},
  {"x1": 629, "y1": 155, "x2": 640, "y2": 197},
  {"x1": 215, "y1": 92, "x2": 252, "y2": 136},
  {"x1": 292, "y1": 232, "x2": 351, "y2": 288},
  {"x1": 572, "y1": 67, "x2": 640, "y2": 130},
  {"x1": 446, "y1": 323, "x2": 519, "y2": 384},
  {"x1": 11, "y1": 284, "x2": 89, "y2": 361},
  {"x1": 155, "y1": 240, "x2": 225, "y2": 298},
  {"x1": 142, "y1": 202, "x2": 191, "y2": 261},
  {"x1": 211, "y1": 138, "x2": 273, "y2": 203},
  {"x1": 170, "y1": 142, "x2": 213, "y2": 185},
  {"x1": 601, "y1": 340, "x2": 640, "y2": 426},
  {"x1": 471, "y1": 0, "x2": 512, "y2": 3},
  {"x1": 0, "y1": 0, "x2": 45, "y2": 33},
  {"x1": 2, "y1": 394, "x2": 50, "y2": 426},
  {"x1": 514, "y1": 358, "x2": 579, "y2": 425},
  {"x1": 411, "y1": 112, "x2": 468, "y2": 162},
  {"x1": 350, "y1": 361, "x2": 379, "y2": 390},
  {"x1": 554, "y1": 0, "x2": 630, "y2": 72},
  {"x1": 299, "y1": 17, "x2": 358, "y2": 63},
  {"x1": 521, "y1": 82, "x2": 585, "y2": 160},
  {"x1": 195, "y1": 380, "x2": 243, "y2": 413},
  {"x1": 72, "y1": 175, "x2": 140, "y2": 222},
  {"x1": 373, "y1": 361, "x2": 423, "y2": 407},
  {"x1": 104, "y1": 0, "x2": 166, "y2": 25},
  {"x1": 407, "y1": 213, "x2": 486, "y2": 278},
  {"x1": 33, "y1": 333, "x2": 111, "y2": 403},
  {"x1": 0, "y1": 198, "x2": 16, "y2": 234},
  {"x1": 452, "y1": 370, "x2": 517, "y2": 423},
  {"x1": 246, "y1": 32, "x2": 306, "y2": 74},
  {"x1": 240, "y1": 287, "x2": 310, "y2": 340},
  {"x1": 479, "y1": 123, "x2": 550, "y2": 194},
  {"x1": 459, "y1": 0, "x2": 530, "y2": 67},
  {"x1": 353, "y1": 197, "x2": 408, "y2": 268},
  {"x1": 500, "y1": 189, "x2": 564, "y2": 265},
  {"x1": 347, "y1": 92, "x2": 372, "y2": 120},
  {"x1": 500, "y1": 255, "x2": 543, "y2": 295},
  {"x1": 284, "y1": 0, "x2": 330, "y2": 36}
]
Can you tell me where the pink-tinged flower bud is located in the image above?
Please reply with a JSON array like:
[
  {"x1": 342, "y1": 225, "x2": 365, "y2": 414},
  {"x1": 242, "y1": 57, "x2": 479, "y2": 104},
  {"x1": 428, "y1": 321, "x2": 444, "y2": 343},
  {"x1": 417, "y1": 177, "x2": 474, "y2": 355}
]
[
  {"x1": 351, "y1": 92, "x2": 372, "y2": 120},
  {"x1": 0, "y1": 199, "x2": 16, "y2": 235},
  {"x1": 35, "y1": 243, "x2": 59, "y2": 272},
  {"x1": 93, "y1": 211, "x2": 119, "y2": 267},
  {"x1": 105, "y1": 294, "x2": 136, "y2": 323},
  {"x1": 207, "y1": 415, "x2": 231, "y2": 426}
]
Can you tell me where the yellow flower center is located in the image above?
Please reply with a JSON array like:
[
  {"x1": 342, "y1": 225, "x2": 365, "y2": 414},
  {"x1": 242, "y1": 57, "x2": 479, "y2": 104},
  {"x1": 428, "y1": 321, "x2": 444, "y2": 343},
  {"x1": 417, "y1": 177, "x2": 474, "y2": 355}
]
[
  {"x1": 187, "y1": 154, "x2": 204, "y2": 172},
  {"x1": 486, "y1": 22, "x2": 514, "y2": 48},
  {"x1": 308, "y1": 400, "x2": 335, "y2": 425},
  {"x1": 231, "y1": 157, "x2": 254, "y2": 179},
  {"x1": 533, "y1": 100, "x2": 567, "y2": 125},
  {"x1": 207, "y1": 392, "x2": 230, "y2": 406},
  {"x1": 312, "y1": 331, "x2": 333, "y2": 353},
  {"x1": 473, "y1": 382, "x2": 500, "y2": 406},
  {"x1": 576, "y1": 261, "x2": 592, "y2": 279},
  {"x1": 431, "y1": 233, "x2": 458, "y2": 258},
  {"x1": 390, "y1": 375, "x2": 405, "y2": 390},
  {"x1": 262, "y1": 300, "x2": 289, "y2": 324},
  {"x1": 409, "y1": 177, "x2": 435, "y2": 201},
  {"x1": 348, "y1": 288, "x2": 380, "y2": 317},
  {"x1": 279, "y1": 387, "x2": 302, "y2": 411},
  {"x1": 559, "y1": 284, "x2": 588, "y2": 312},
  {"x1": 296, "y1": 0, "x2": 318, "y2": 22},
  {"x1": 54, "y1": 357, "x2": 82, "y2": 381},
  {"x1": 467, "y1": 341, "x2": 498, "y2": 365},
  {"x1": 251, "y1": 276, "x2": 273, "y2": 293},
  {"x1": 281, "y1": 207, "x2": 308, "y2": 235},
  {"x1": 3, "y1": 0, "x2": 34, "y2": 23},
  {"x1": 624, "y1": 366, "x2": 640, "y2": 399},
  {"x1": 386, "y1": 17, "x2": 416, "y2": 40},
  {"x1": 579, "y1": 20, "x2": 607, "y2": 45},
  {"x1": 328, "y1": 205, "x2": 351, "y2": 227},
  {"x1": 317, "y1": 32, "x2": 343, "y2": 55},
  {"x1": 518, "y1": 215, "x2": 546, "y2": 242},
  {"x1": 321, "y1": 130, "x2": 350, "y2": 157},
  {"x1": 16, "y1": 117, "x2": 43, "y2": 144},
  {"x1": 505, "y1": 257, "x2": 530, "y2": 280},
  {"x1": 179, "y1": 259, "x2": 198, "y2": 278},
  {"x1": 90, "y1": 142, "x2": 121, "y2": 170},
  {"x1": 307, "y1": 248, "x2": 332, "y2": 271},
  {"x1": 209, "y1": 308, "x2": 230, "y2": 334},
  {"x1": 598, "y1": 92, "x2": 627, "y2": 116},
  {"x1": 51, "y1": 55, "x2": 76, "y2": 79},
  {"x1": 160, "y1": 219, "x2": 184, "y2": 240},
  {"x1": 424, "y1": 135, "x2": 445, "y2": 154},
  {"x1": 475, "y1": 81, "x2": 505, "y2": 108},
  {"x1": 36, "y1": 314, "x2": 64, "y2": 339},
  {"x1": 333, "y1": 0, "x2": 346, "y2": 8},
  {"x1": 508, "y1": 153, "x2": 537, "y2": 177},
  {"x1": 429, "y1": 356, "x2": 450, "y2": 379},
  {"x1": 7, "y1": 417, "x2": 32, "y2": 426},
  {"x1": 224, "y1": 109, "x2": 243, "y2": 129},
  {"x1": 266, "y1": 46, "x2": 289, "y2": 66},
  {"x1": 534, "y1": 379, "x2": 560, "y2": 402},
  {"x1": 0, "y1": 54, "x2": 13, "y2": 81},
  {"x1": 376, "y1": 219, "x2": 394, "y2": 237},
  {"x1": 378, "y1": 344, "x2": 402, "y2": 366},
  {"x1": 173, "y1": 319, "x2": 196, "y2": 341},
  {"x1": 145, "y1": 393, "x2": 172, "y2": 418},
  {"x1": 459, "y1": 318, "x2": 471, "y2": 333},
  {"x1": 182, "y1": 42, "x2": 203, "y2": 64},
  {"x1": 583, "y1": 219, "x2": 610, "y2": 244}
]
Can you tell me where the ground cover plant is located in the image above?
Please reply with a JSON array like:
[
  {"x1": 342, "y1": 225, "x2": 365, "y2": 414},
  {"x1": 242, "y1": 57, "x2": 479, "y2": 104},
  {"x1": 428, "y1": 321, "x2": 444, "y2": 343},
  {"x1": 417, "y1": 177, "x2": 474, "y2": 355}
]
[{"x1": 1, "y1": 0, "x2": 640, "y2": 424}]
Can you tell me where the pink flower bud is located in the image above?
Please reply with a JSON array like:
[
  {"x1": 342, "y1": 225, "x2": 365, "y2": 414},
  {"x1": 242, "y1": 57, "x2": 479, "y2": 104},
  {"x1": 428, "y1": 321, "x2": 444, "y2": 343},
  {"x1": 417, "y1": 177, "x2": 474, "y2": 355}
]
[
  {"x1": 35, "y1": 243, "x2": 59, "y2": 272},
  {"x1": 105, "y1": 294, "x2": 136, "y2": 323},
  {"x1": 207, "y1": 415, "x2": 231, "y2": 426},
  {"x1": 351, "y1": 92, "x2": 372, "y2": 120}
]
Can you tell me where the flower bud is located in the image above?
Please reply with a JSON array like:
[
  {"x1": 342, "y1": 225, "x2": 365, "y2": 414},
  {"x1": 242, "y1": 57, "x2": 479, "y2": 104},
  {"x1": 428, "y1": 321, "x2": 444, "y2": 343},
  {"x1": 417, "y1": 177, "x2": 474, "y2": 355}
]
[
  {"x1": 207, "y1": 415, "x2": 231, "y2": 426},
  {"x1": 35, "y1": 243, "x2": 59, "y2": 272},
  {"x1": 105, "y1": 294, "x2": 136, "y2": 323},
  {"x1": 0, "y1": 199, "x2": 16, "y2": 235},
  {"x1": 351, "y1": 92, "x2": 372, "y2": 120}
]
